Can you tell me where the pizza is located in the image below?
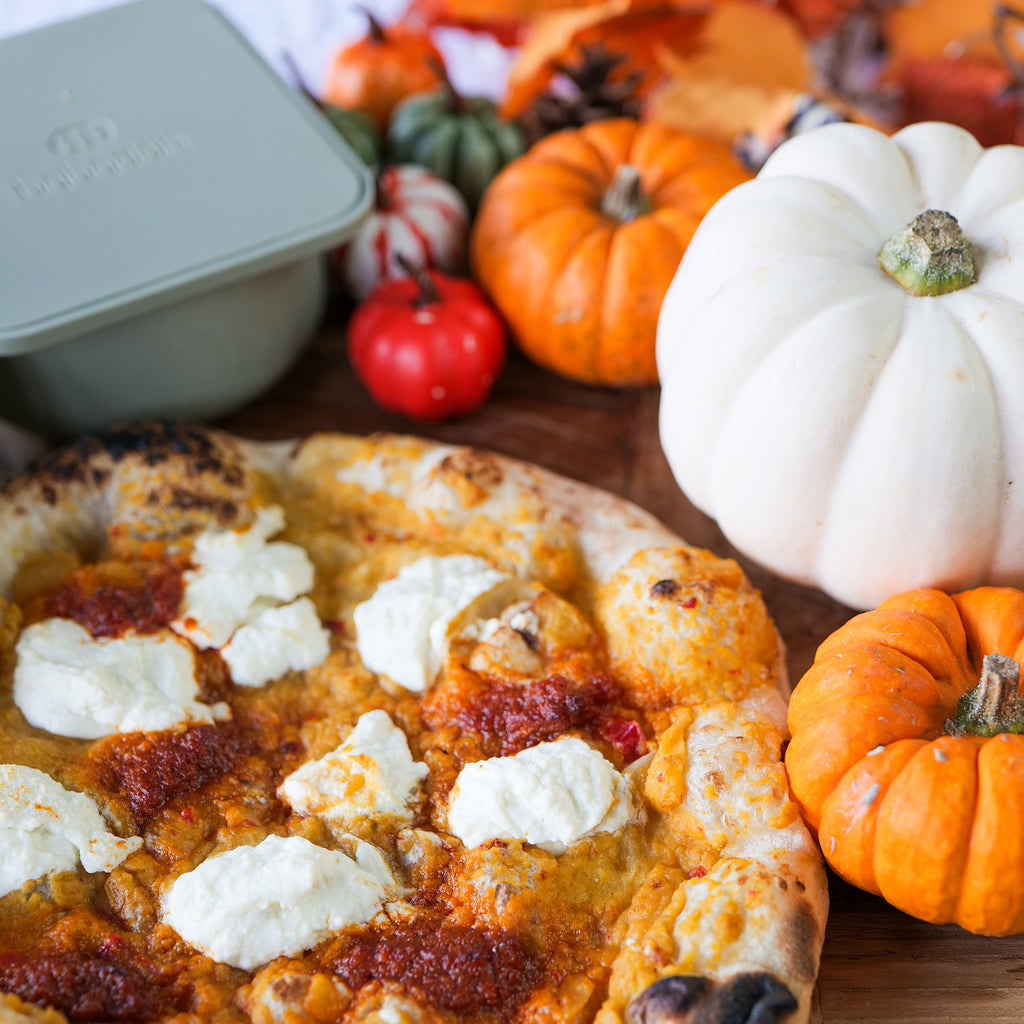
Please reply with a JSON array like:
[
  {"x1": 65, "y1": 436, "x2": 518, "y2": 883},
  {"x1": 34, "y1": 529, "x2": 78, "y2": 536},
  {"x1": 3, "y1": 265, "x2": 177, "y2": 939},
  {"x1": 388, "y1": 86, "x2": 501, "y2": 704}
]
[{"x1": 0, "y1": 421, "x2": 827, "y2": 1024}]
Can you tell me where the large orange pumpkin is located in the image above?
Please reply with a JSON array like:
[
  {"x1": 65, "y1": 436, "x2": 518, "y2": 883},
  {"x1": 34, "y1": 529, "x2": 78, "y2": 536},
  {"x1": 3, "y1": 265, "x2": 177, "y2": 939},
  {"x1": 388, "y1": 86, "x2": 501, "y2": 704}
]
[
  {"x1": 786, "y1": 587, "x2": 1024, "y2": 935},
  {"x1": 469, "y1": 117, "x2": 750, "y2": 387}
]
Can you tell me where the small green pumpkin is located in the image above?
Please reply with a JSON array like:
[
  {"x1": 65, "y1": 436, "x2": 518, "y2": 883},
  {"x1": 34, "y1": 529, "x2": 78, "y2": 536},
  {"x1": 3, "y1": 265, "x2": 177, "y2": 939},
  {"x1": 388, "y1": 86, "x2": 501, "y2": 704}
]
[
  {"x1": 386, "y1": 79, "x2": 525, "y2": 211},
  {"x1": 321, "y1": 103, "x2": 383, "y2": 167}
]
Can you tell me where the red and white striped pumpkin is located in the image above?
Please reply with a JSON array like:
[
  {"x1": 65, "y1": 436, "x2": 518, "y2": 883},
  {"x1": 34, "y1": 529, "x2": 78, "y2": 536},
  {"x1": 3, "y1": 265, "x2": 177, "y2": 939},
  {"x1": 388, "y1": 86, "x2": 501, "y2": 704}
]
[{"x1": 335, "y1": 164, "x2": 470, "y2": 299}]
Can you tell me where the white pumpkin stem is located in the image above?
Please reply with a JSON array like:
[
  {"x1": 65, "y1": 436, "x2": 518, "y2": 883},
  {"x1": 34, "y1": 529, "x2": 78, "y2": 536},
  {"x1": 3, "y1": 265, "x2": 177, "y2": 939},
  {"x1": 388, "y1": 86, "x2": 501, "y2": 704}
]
[
  {"x1": 878, "y1": 209, "x2": 976, "y2": 296},
  {"x1": 601, "y1": 165, "x2": 650, "y2": 223}
]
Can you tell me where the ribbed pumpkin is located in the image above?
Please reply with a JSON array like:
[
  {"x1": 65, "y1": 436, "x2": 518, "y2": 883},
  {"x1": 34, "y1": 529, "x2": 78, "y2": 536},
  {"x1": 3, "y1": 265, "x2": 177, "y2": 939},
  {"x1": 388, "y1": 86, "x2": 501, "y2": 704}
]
[
  {"x1": 469, "y1": 118, "x2": 751, "y2": 387},
  {"x1": 320, "y1": 104, "x2": 382, "y2": 167},
  {"x1": 786, "y1": 586, "x2": 1024, "y2": 935},
  {"x1": 334, "y1": 165, "x2": 470, "y2": 300},
  {"x1": 387, "y1": 81, "x2": 526, "y2": 212}
]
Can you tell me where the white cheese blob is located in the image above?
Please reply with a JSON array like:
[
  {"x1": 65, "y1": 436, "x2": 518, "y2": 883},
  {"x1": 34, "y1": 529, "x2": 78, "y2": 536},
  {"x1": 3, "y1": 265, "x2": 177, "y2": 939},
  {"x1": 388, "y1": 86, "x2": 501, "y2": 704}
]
[
  {"x1": 222, "y1": 597, "x2": 331, "y2": 688},
  {"x1": 0, "y1": 764, "x2": 142, "y2": 898},
  {"x1": 13, "y1": 618, "x2": 226, "y2": 739},
  {"x1": 278, "y1": 710, "x2": 428, "y2": 825},
  {"x1": 161, "y1": 834, "x2": 394, "y2": 970},
  {"x1": 447, "y1": 737, "x2": 636, "y2": 853},
  {"x1": 353, "y1": 555, "x2": 508, "y2": 691},
  {"x1": 172, "y1": 505, "x2": 316, "y2": 651}
]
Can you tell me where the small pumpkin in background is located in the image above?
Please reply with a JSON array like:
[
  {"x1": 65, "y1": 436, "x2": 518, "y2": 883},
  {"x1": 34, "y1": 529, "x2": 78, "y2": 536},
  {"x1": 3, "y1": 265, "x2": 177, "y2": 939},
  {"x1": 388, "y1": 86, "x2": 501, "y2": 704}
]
[
  {"x1": 319, "y1": 103, "x2": 383, "y2": 167},
  {"x1": 785, "y1": 586, "x2": 1024, "y2": 936},
  {"x1": 469, "y1": 117, "x2": 751, "y2": 387},
  {"x1": 386, "y1": 70, "x2": 527, "y2": 212},
  {"x1": 283, "y1": 53, "x2": 383, "y2": 166},
  {"x1": 334, "y1": 164, "x2": 470, "y2": 300},
  {"x1": 322, "y1": 10, "x2": 447, "y2": 130}
]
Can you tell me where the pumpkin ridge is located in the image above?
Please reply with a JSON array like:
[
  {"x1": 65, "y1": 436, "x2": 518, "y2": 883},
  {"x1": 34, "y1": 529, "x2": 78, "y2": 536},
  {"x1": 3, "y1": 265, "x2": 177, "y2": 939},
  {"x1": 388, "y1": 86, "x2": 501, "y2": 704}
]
[
  {"x1": 527, "y1": 128, "x2": 623, "y2": 190},
  {"x1": 956, "y1": 734, "x2": 1024, "y2": 934},
  {"x1": 596, "y1": 218, "x2": 684, "y2": 384},
  {"x1": 785, "y1": 690, "x2": 942, "y2": 829},
  {"x1": 491, "y1": 214, "x2": 609, "y2": 370},
  {"x1": 646, "y1": 207, "x2": 702, "y2": 250},
  {"x1": 952, "y1": 586, "x2": 1024, "y2": 669},
  {"x1": 876, "y1": 589, "x2": 972, "y2": 678},
  {"x1": 818, "y1": 737, "x2": 926, "y2": 894},
  {"x1": 787, "y1": 642, "x2": 955, "y2": 725},
  {"x1": 578, "y1": 118, "x2": 641, "y2": 180},
  {"x1": 642, "y1": 147, "x2": 748, "y2": 200},
  {"x1": 874, "y1": 735, "x2": 980, "y2": 924},
  {"x1": 477, "y1": 205, "x2": 598, "y2": 281},
  {"x1": 703, "y1": 282, "x2": 904, "y2": 487},
  {"x1": 549, "y1": 223, "x2": 617, "y2": 382},
  {"x1": 815, "y1": 609, "x2": 971, "y2": 699}
]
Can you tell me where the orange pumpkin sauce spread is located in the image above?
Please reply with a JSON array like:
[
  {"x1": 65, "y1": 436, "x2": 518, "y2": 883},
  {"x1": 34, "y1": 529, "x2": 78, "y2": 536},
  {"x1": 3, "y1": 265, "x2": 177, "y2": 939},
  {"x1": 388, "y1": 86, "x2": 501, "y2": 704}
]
[{"x1": 0, "y1": 533, "x2": 662, "y2": 1024}]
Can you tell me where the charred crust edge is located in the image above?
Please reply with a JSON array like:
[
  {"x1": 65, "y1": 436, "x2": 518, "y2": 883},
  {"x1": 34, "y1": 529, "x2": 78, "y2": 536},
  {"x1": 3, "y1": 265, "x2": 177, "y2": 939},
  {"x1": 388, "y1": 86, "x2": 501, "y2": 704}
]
[
  {"x1": 4, "y1": 421, "x2": 245, "y2": 504},
  {"x1": 626, "y1": 971, "x2": 798, "y2": 1024}
]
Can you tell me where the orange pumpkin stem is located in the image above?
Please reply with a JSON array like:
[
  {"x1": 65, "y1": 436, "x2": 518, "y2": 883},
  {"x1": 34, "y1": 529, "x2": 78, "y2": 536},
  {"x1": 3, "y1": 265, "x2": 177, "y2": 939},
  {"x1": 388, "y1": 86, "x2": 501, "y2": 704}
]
[
  {"x1": 359, "y1": 6, "x2": 387, "y2": 43},
  {"x1": 600, "y1": 165, "x2": 650, "y2": 223},
  {"x1": 946, "y1": 652, "x2": 1024, "y2": 737}
]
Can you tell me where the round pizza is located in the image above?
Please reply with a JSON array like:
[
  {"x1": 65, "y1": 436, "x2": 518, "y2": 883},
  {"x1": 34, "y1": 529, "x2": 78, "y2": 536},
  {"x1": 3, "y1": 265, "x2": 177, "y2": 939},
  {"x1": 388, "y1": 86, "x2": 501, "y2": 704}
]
[{"x1": 0, "y1": 422, "x2": 827, "y2": 1024}]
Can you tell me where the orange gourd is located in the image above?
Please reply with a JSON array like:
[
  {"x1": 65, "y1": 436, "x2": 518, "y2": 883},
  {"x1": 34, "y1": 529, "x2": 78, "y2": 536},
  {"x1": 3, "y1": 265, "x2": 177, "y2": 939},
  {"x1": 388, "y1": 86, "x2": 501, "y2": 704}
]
[
  {"x1": 468, "y1": 117, "x2": 750, "y2": 387},
  {"x1": 786, "y1": 587, "x2": 1024, "y2": 935},
  {"x1": 322, "y1": 12, "x2": 446, "y2": 130}
]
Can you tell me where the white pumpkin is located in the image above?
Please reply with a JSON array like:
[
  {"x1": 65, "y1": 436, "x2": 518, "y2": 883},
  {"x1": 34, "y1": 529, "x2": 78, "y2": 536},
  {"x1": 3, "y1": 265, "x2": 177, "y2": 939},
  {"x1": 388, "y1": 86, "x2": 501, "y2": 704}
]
[
  {"x1": 656, "y1": 121, "x2": 1024, "y2": 610},
  {"x1": 334, "y1": 164, "x2": 469, "y2": 300}
]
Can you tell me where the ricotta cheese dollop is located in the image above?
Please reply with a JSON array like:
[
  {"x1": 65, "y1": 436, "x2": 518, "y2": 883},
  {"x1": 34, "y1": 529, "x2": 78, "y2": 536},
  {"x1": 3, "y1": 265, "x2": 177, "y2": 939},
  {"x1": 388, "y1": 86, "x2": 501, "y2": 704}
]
[
  {"x1": 0, "y1": 764, "x2": 142, "y2": 899},
  {"x1": 221, "y1": 597, "x2": 331, "y2": 688},
  {"x1": 352, "y1": 555, "x2": 508, "y2": 691},
  {"x1": 278, "y1": 709, "x2": 428, "y2": 826},
  {"x1": 171, "y1": 505, "x2": 330, "y2": 685},
  {"x1": 447, "y1": 736, "x2": 637, "y2": 853},
  {"x1": 161, "y1": 834, "x2": 394, "y2": 970},
  {"x1": 172, "y1": 505, "x2": 317, "y2": 650},
  {"x1": 13, "y1": 618, "x2": 227, "y2": 739}
]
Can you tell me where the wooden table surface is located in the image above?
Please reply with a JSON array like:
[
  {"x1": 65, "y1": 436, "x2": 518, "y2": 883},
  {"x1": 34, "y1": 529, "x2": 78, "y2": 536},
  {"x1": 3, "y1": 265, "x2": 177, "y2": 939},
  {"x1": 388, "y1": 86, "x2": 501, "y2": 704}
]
[{"x1": 218, "y1": 296, "x2": 1024, "y2": 1024}]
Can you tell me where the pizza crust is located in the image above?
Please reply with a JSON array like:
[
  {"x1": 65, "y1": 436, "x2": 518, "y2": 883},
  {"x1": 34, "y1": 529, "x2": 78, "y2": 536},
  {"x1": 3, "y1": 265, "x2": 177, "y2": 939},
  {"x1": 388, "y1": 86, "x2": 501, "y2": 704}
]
[{"x1": 0, "y1": 421, "x2": 827, "y2": 1024}]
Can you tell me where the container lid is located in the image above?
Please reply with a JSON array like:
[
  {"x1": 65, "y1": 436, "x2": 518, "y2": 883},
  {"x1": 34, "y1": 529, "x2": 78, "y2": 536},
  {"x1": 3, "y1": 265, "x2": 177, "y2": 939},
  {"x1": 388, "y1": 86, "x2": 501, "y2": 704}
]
[{"x1": 0, "y1": 0, "x2": 372, "y2": 354}]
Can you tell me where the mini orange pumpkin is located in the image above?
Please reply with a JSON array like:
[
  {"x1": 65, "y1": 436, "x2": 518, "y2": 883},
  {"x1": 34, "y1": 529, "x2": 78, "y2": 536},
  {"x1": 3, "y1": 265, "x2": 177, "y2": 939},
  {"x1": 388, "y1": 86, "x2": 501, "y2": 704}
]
[
  {"x1": 786, "y1": 586, "x2": 1024, "y2": 935},
  {"x1": 469, "y1": 117, "x2": 750, "y2": 387},
  {"x1": 322, "y1": 12, "x2": 446, "y2": 130}
]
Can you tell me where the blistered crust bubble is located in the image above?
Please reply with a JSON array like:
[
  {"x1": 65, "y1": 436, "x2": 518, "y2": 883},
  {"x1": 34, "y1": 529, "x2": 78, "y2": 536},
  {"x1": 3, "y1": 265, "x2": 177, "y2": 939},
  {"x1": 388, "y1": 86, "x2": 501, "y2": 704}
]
[{"x1": 593, "y1": 547, "x2": 783, "y2": 707}]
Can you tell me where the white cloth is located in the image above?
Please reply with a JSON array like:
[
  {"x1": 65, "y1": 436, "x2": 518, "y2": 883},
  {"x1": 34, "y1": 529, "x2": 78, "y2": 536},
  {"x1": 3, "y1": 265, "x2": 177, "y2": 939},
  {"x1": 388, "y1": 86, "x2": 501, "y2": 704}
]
[{"x1": 0, "y1": 0, "x2": 512, "y2": 99}]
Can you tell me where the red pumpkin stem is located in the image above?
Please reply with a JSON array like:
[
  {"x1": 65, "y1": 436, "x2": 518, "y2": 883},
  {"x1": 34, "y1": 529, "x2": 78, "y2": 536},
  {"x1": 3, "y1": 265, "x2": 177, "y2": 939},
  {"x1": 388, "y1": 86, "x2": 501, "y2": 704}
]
[
  {"x1": 601, "y1": 165, "x2": 650, "y2": 223},
  {"x1": 396, "y1": 252, "x2": 440, "y2": 307},
  {"x1": 946, "y1": 652, "x2": 1024, "y2": 737}
]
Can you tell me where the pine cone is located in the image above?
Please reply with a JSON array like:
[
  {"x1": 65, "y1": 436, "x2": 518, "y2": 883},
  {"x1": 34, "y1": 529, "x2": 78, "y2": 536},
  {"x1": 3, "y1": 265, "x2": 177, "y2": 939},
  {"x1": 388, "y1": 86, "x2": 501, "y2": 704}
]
[{"x1": 523, "y1": 43, "x2": 644, "y2": 142}]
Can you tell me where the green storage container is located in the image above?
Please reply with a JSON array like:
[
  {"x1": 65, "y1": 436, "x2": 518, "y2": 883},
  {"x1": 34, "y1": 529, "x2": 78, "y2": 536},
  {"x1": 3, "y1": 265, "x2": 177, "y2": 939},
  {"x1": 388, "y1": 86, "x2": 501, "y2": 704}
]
[{"x1": 0, "y1": 0, "x2": 372, "y2": 435}]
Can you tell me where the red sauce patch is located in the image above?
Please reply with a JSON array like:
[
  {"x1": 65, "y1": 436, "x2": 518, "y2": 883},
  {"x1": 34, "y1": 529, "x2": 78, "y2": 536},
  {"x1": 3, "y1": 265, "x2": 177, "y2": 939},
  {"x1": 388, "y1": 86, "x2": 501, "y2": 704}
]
[
  {"x1": 327, "y1": 923, "x2": 541, "y2": 1018},
  {"x1": 84, "y1": 723, "x2": 251, "y2": 827},
  {"x1": 427, "y1": 674, "x2": 623, "y2": 755},
  {"x1": 46, "y1": 561, "x2": 184, "y2": 638},
  {"x1": 0, "y1": 951, "x2": 168, "y2": 1023}
]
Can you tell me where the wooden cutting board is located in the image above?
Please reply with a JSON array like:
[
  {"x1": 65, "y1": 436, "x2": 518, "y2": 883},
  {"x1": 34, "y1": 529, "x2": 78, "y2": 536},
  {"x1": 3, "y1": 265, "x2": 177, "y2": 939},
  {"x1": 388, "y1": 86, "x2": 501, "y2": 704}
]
[{"x1": 220, "y1": 301, "x2": 1024, "y2": 1023}]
